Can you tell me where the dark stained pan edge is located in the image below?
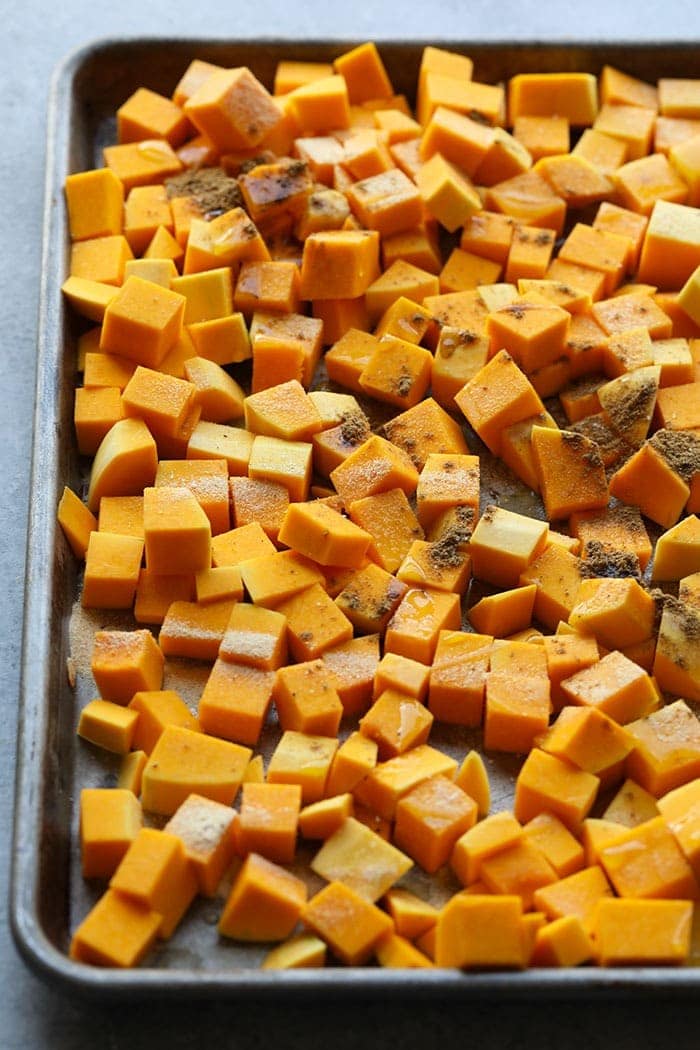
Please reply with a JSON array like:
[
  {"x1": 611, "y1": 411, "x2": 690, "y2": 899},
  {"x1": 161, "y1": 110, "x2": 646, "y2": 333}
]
[{"x1": 11, "y1": 35, "x2": 700, "y2": 1000}]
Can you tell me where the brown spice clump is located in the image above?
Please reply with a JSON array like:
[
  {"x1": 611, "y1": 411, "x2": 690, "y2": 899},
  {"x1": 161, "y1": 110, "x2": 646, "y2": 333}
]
[
  {"x1": 649, "y1": 429, "x2": 700, "y2": 483},
  {"x1": 339, "y1": 410, "x2": 370, "y2": 446},
  {"x1": 427, "y1": 532, "x2": 466, "y2": 570},
  {"x1": 395, "y1": 368, "x2": 414, "y2": 398},
  {"x1": 165, "y1": 167, "x2": 243, "y2": 218},
  {"x1": 580, "y1": 540, "x2": 641, "y2": 579}
]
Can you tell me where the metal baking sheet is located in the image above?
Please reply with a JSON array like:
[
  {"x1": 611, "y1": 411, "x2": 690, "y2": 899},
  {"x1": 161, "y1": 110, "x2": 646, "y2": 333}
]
[{"x1": 11, "y1": 36, "x2": 700, "y2": 1000}]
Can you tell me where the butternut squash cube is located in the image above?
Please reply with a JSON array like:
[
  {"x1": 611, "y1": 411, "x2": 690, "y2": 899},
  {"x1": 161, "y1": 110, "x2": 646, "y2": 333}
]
[
  {"x1": 455, "y1": 349, "x2": 545, "y2": 456},
  {"x1": 91, "y1": 628, "x2": 163, "y2": 704},
  {"x1": 100, "y1": 275, "x2": 185, "y2": 368},
  {"x1": 311, "y1": 816, "x2": 412, "y2": 902},
  {"x1": 538, "y1": 705, "x2": 632, "y2": 788},
  {"x1": 560, "y1": 648, "x2": 658, "y2": 724},
  {"x1": 274, "y1": 659, "x2": 343, "y2": 737},
  {"x1": 69, "y1": 890, "x2": 161, "y2": 968},
  {"x1": 141, "y1": 724, "x2": 251, "y2": 815},
  {"x1": 435, "y1": 894, "x2": 526, "y2": 969},
  {"x1": 110, "y1": 827, "x2": 197, "y2": 939},
  {"x1": 523, "y1": 812, "x2": 585, "y2": 879},
  {"x1": 468, "y1": 505, "x2": 548, "y2": 589},
  {"x1": 593, "y1": 898, "x2": 692, "y2": 966},
  {"x1": 65, "y1": 167, "x2": 124, "y2": 241},
  {"x1": 599, "y1": 816, "x2": 699, "y2": 900},
  {"x1": 484, "y1": 671, "x2": 551, "y2": 754},
  {"x1": 142, "y1": 485, "x2": 211, "y2": 577},
  {"x1": 237, "y1": 781, "x2": 302, "y2": 864},
  {"x1": 514, "y1": 748, "x2": 599, "y2": 831},
  {"x1": 219, "y1": 852, "x2": 307, "y2": 942},
  {"x1": 300, "y1": 229, "x2": 379, "y2": 300},
  {"x1": 87, "y1": 417, "x2": 158, "y2": 513},
  {"x1": 450, "y1": 811, "x2": 523, "y2": 887},
  {"x1": 267, "y1": 730, "x2": 338, "y2": 804},
  {"x1": 568, "y1": 577, "x2": 655, "y2": 651},
  {"x1": 248, "y1": 434, "x2": 313, "y2": 504},
  {"x1": 394, "y1": 775, "x2": 477, "y2": 874},
  {"x1": 303, "y1": 880, "x2": 393, "y2": 965},
  {"x1": 184, "y1": 66, "x2": 280, "y2": 151},
  {"x1": 198, "y1": 658, "x2": 274, "y2": 747},
  {"x1": 625, "y1": 700, "x2": 700, "y2": 797},
  {"x1": 77, "y1": 699, "x2": 139, "y2": 755},
  {"x1": 164, "y1": 794, "x2": 236, "y2": 897},
  {"x1": 81, "y1": 531, "x2": 143, "y2": 610}
]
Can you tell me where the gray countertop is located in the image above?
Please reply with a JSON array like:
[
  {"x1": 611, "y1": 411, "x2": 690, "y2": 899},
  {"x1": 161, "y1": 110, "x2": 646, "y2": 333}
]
[{"x1": 3, "y1": 3, "x2": 700, "y2": 1047}]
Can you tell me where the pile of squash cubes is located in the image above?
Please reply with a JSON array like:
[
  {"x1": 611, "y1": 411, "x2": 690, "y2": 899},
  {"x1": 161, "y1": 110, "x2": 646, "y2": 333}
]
[{"x1": 58, "y1": 42, "x2": 700, "y2": 972}]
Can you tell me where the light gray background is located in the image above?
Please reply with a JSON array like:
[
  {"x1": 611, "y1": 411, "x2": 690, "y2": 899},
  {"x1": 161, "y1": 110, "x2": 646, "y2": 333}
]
[{"x1": 3, "y1": 3, "x2": 700, "y2": 1047}]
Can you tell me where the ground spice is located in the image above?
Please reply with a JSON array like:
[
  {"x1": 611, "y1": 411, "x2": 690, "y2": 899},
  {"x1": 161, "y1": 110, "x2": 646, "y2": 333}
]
[
  {"x1": 165, "y1": 167, "x2": 243, "y2": 218},
  {"x1": 339, "y1": 410, "x2": 370, "y2": 446},
  {"x1": 649, "y1": 428, "x2": 700, "y2": 483},
  {"x1": 580, "y1": 540, "x2": 641, "y2": 579}
]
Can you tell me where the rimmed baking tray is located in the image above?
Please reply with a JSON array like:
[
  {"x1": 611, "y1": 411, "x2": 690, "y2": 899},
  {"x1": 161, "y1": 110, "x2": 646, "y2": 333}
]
[{"x1": 11, "y1": 36, "x2": 700, "y2": 999}]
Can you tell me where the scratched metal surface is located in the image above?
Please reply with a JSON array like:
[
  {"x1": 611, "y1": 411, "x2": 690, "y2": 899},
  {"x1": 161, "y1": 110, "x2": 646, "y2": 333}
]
[{"x1": 11, "y1": 37, "x2": 700, "y2": 1000}]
